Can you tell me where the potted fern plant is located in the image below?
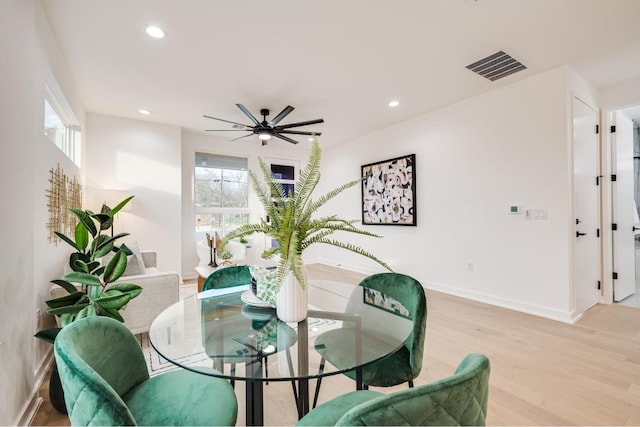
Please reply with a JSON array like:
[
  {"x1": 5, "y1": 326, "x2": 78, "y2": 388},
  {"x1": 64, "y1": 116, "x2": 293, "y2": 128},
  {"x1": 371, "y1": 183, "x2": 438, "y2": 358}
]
[{"x1": 222, "y1": 138, "x2": 391, "y2": 322}]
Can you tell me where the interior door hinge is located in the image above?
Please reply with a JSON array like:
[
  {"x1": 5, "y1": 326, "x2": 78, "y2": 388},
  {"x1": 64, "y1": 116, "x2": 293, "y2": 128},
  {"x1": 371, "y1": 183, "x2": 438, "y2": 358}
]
[
  {"x1": 611, "y1": 174, "x2": 617, "y2": 182},
  {"x1": 596, "y1": 124, "x2": 600, "y2": 134},
  {"x1": 597, "y1": 280, "x2": 601, "y2": 290},
  {"x1": 613, "y1": 272, "x2": 618, "y2": 280},
  {"x1": 612, "y1": 223, "x2": 618, "y2": 230},
  {"x1": 596, "y1": 228, "x2": 600, "y2": 238},
  {"x1": 611, "y1": 125, "x2": 617, "y2": 133},
  {"x1": 596, "y1": 175, "x2": 601, "y2": 185}
]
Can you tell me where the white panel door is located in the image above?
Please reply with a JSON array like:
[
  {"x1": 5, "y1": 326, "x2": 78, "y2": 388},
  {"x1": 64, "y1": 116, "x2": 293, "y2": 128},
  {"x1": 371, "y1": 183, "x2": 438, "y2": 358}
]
[
  {"x1": 573, "y1": 97, "x2": 600, "y2": 315},
  {"x1": 612, "y1": 111, "x2": 636, "y2": 301}
]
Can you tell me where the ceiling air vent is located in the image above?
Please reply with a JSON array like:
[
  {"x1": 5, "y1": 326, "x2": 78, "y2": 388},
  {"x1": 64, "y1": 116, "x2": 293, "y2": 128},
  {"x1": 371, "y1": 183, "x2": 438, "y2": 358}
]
[{"x1": 466, "y1": 51, "x2": 526, "y2": 81}]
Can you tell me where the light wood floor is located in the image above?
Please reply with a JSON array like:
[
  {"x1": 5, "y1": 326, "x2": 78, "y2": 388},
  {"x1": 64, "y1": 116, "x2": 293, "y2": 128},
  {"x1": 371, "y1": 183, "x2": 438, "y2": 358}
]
[{"x1": 31, "y1": 264, "x2": 640, "y2": 426}]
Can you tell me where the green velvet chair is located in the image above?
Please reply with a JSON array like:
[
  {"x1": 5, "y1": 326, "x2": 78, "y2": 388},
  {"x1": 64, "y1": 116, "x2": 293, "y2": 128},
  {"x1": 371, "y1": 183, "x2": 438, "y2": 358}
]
[
  {"x1": 298, "y1": 353, "x2": 490, "y2": 426},
  {"x1": 202, "y1": 265, "x2": 253, "y2": 291},
  {"x1": 54, "y1": 316, "x2": 238, "y2": 426},
  {"x1": 313, "y1": 273, "x2": 427, "y2": 406},
  {"x1": 202, "y1": 264, "x2": 254, "y2": 387}
]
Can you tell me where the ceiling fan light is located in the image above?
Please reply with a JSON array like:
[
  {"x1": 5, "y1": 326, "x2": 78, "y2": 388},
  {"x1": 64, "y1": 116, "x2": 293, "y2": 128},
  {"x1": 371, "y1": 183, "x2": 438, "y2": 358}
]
[
  {"x1": 258, "y1": 130, "x2": 272, "y2": 140},
  {"x1": 145, "y1": 25, "x2": 165, "y2": 39}
]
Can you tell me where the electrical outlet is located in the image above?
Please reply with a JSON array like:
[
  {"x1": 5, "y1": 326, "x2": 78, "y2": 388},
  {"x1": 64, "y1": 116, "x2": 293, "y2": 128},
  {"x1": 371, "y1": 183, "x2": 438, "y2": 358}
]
[
  {"x1": 35, "y1": 308, "x2": 41, "y2": 330},
  {"x1": 466, "y1": 262, "x2": 474, "y2": 272}
]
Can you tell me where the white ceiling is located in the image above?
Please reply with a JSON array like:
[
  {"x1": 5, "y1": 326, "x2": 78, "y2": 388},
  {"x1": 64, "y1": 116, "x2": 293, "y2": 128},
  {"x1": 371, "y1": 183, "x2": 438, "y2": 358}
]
[{"x1": 41, "y1": 0, "x2": 640, "y2": 148}]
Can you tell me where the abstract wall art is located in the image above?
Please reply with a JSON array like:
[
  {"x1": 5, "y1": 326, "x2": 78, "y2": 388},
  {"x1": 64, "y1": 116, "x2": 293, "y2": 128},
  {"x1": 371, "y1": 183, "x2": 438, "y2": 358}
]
[{"x1": 361, "y1": 154, "x2": 416, "y2": 226}]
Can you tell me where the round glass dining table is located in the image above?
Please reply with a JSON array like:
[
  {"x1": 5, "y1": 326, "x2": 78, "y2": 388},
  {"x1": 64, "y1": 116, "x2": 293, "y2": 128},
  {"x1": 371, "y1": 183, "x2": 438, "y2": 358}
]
[{"x1": 149, "y1": 280, "x2": 412, "y2": 426}]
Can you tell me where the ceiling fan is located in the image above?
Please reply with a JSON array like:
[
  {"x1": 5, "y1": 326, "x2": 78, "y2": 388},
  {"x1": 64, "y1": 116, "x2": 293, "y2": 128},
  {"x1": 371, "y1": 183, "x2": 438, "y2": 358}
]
[{"x1": 204, "y1": 104, "x2": 323, "y2": 145}]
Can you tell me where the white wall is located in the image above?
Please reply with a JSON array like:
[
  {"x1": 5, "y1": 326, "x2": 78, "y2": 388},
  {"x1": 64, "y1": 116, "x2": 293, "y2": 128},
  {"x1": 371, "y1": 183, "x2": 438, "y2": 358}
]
[
  {"x1": 311, "y1": 66, "x2": 595, "y2": 322},
  {"x1": 85, "y1": 114, "x2": 183, "y2": 274},
  {"x1": 0, "y1": 1, "x2": 85, "y2": 424},
  {"x1": 180, "y1": 131, "x2": 310, "y2": 278}
]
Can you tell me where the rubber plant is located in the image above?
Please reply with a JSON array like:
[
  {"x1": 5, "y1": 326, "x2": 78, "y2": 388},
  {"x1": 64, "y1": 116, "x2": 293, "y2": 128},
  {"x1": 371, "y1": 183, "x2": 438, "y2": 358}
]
[
  {"x1": 222, "y1": 138, "x2": 392, "y2": 292},
  {"x1": 35, "y1": 196, "x2": 142, "y2": 344}
]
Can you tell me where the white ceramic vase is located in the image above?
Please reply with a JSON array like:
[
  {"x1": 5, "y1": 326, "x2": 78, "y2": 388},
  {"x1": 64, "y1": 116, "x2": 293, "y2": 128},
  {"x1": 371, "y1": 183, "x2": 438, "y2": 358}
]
[{"x1": 275, "y1": 266, "x2": 308, "y2": 322}]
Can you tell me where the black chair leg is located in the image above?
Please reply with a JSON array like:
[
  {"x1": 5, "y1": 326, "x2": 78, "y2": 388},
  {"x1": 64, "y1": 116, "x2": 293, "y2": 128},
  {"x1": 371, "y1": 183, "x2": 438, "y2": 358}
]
[
  {"x1": 312, "y1": 357, "x2": 326, "y2": 408},
  {"x1": 408, "y1": 380, "x2": 414, "y2": 388},
  {"x1": 230, "y1": 363, "x2": 236, "y2": 389}
]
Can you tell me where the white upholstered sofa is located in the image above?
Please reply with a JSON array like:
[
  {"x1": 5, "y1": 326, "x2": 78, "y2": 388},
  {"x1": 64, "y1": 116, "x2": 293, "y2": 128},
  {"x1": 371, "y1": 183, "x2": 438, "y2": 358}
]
[{"x1": 50, "y1": 251, "x2": 180, "y2": 334}]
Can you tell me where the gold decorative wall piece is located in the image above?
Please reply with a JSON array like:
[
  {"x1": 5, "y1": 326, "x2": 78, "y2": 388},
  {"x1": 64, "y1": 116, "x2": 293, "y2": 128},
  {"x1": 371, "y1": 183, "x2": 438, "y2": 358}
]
[{"x1": 46, "y1": 164, "x2": 82, "y2": 245}]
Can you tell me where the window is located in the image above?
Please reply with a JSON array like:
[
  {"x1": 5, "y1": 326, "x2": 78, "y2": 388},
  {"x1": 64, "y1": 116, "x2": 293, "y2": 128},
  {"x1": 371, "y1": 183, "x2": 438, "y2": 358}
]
[
  {"x1": 195, "y1": 153, "x2": 249, "y2": 239},
  {"x1": 44, "y1": 84, "x2": 82, "y2": 166}
]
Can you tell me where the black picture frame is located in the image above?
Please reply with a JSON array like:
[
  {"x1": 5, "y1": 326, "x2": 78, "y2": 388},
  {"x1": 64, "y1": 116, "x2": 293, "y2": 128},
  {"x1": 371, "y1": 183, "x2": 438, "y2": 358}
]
[{"x1": 361, "y1": 154, "x2": 416, "y2": 226}]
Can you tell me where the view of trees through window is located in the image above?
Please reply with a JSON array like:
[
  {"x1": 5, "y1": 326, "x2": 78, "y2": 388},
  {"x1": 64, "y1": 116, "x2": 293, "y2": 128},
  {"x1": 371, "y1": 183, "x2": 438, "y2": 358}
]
[{"x1": 194, "y1": 153, "x2": 249, "y2": 239}]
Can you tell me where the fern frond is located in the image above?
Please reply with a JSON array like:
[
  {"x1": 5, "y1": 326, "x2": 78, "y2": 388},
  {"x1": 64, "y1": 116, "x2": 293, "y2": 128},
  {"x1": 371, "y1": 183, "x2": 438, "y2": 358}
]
[{"x1": 311, "y1": 237, "x2": 393, "y2": 272}]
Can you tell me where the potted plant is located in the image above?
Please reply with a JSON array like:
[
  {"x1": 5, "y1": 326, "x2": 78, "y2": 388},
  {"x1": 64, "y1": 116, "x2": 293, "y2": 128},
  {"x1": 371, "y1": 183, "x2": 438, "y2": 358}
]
[
  {"x1": 34, "y1": 196, "x2": 142, "y2": 412},
  {"x1": 222, "y1": 138, "x2": 391, "y2": 321}
]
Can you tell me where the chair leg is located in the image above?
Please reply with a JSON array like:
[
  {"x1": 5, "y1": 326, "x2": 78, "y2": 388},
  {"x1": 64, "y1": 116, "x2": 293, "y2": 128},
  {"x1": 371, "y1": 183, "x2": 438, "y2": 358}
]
[
  {"x1": 312, "y1": 357, "x2": 326, "y2": 409},
  {"x1": 408, "y1": 380, "x2": 414, "y2": 388},
  {"x1": 230, "y1": 363, "x2": 236, "y2": 389}
]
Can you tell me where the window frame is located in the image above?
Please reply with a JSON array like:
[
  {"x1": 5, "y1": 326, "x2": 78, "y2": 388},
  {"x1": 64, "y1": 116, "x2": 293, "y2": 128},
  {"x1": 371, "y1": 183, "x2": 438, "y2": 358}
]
[{"x1": 44, "y1": 82, "x2": 82, "y2": 167}]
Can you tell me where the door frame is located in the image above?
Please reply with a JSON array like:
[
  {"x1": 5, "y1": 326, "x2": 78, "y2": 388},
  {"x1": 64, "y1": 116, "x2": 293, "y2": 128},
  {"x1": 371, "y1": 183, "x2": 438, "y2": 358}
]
[
  {"x1": 571, "y1": 95, "x2": 604, "y2": 316},
  {"x1": 600, "y1": 103, "x2": 640, "y2": 304}
]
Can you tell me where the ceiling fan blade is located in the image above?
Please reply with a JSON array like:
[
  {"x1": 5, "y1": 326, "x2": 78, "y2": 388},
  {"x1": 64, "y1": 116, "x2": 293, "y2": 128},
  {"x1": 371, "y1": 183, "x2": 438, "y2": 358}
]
[
  {"x1": 236, "y1": 104, "x2": 260, "y2": 125},
  {"x1": 205, "y1": 129, "x2": 253, "y2": 132},
  {"x1": 276, "y1": 118, "x2": 324, "y2": 130},
  {"x1": 203, "y1": 115, "x2": 253, "y2": 129},
  {"x1": 278, "y1": 130, "x2": 322, "y2": 136},
  {"x1": 230, "y1": 133, "x2": 254, "y2": 142},
  {"x1": 269, "y1": 105, "x2": 295, "y2": 126},
  {"x1": 273, "y1": 134, "x2": 301, "y2": 144}
]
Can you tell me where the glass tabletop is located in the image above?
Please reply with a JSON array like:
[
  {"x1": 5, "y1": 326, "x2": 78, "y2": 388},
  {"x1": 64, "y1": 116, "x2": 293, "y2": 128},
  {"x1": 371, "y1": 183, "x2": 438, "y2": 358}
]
[{"x1": 148, "y1": 280, "x2": 413, "y2": 382}]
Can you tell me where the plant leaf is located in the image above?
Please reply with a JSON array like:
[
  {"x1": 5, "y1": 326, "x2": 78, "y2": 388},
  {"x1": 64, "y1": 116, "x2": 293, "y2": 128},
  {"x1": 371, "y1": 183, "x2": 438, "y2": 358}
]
[
  {"x1": 50, "y1": 279, "x2": 79, "y2": 294},
  {"x1": 63, "y1": 271, "x2": 102, "y2": 287},
  {"x1": 47, "y1": 302, "x2": 91, "y2": 316},
  {"x1": 34, "y1": 328, "x2": 61, "y2": 344},
  {"x1": 91, "y1": 213, "x2": 112, "y2": 231},
  {"x1": 54, "y1": 231, "x2": 78, "y2": 251},
  {"x1": 75, "y1": 306, "x2": 92, "y2": 320},
  {"x1": 71, "y1": 208, "x2": 97, "y2": 237},
  {"x1": 107, "y1": 283, "x2": 143, "y2": 299},
  {"x1": 93, "y1": 242, "x2": 114, "y2": 259},
  {"x1": 101, "y1": 307, "x2": 125, "y2": 322},
  {"x1": 95, "y1": 291, "x2": 133, "y2": 310},
  {"x1": 44, "y1": 291, "x2": 85, "y2": 309},
  {"x1": 108, "y1": 196, "x2": 134, "y2": 217},
  {"x1": 74, "y1": 221, "x2": 89, "y2": 251},
  {"x1": 103, "y1": 250, "x2": 127, "y2": 284}
]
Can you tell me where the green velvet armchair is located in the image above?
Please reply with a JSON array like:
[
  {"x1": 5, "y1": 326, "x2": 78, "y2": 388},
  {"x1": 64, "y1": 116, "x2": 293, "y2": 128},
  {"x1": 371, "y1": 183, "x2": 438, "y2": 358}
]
[
  {"x1": 202, "y1": 265, "x2": 253, "y2": 291},
  {"x1": 54, "y1": 316, "x2": 238, "y2": 426},
  {"x1": 313, "y1": 273, "x2": 427, "y2": 406},
  {"x1": 298, "y1": 353, "x2": 490, "y2": 426}
]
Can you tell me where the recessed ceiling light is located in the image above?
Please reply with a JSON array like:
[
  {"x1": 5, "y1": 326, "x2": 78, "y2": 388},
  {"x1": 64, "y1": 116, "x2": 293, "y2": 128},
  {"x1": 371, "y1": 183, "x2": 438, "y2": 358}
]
[
  {"x1": 388, "y1": 100, "x2": 400, "y2": 108},
  {"x1": 145, "y1": 26, "x2": 165, "y2": 39},
  {"x1": 138, "y1": 109, "x2": 152, "y2": 115}
]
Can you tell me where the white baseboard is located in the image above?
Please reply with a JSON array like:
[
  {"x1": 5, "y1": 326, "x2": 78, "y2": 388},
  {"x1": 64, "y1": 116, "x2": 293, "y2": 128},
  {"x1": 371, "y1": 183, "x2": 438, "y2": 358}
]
[
  {"x1": 305, "y1": 259, "x2": 575, "y2": 324},
  {"x1": 17, "y1": 349, "x2": 54, "y2": 426},
  {"x1": 424, "y1": 280, "x2": 575, "y2": 324}
]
